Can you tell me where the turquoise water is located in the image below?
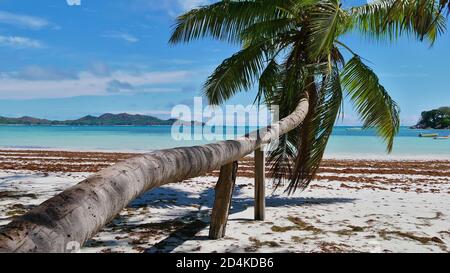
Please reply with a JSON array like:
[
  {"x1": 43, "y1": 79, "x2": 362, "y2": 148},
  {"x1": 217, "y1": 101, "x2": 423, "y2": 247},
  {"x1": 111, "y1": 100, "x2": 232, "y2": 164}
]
[{"x1": 0, "y1": 125, "x2": 449, "y2": 159}]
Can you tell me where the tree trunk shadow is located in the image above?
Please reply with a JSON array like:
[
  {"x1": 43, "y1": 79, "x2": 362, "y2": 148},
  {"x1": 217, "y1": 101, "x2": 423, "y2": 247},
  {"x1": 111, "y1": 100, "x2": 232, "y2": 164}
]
[
  {"x1": 143, "y1": 194, "x2": 357, "y2": 253},
  {"x1": 142, "y1": 179, "x2": 255, "y2": 253}
]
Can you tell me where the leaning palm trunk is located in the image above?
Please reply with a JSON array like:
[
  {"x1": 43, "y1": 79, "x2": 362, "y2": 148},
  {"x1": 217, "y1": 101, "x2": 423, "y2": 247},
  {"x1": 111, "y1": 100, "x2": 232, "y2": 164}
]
[{"x1": 0, "y1": 99, "x2": 309, "y2": 253}]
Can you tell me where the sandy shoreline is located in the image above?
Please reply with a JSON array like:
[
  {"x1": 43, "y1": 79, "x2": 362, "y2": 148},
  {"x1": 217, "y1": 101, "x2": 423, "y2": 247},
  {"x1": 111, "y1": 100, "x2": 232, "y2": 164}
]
[
  {"x1": 2, "y1": 146, "x2": 450, "y2": 160},
  {"x1": 0, "y1": 149, "x2": 449, "y2": 253}
]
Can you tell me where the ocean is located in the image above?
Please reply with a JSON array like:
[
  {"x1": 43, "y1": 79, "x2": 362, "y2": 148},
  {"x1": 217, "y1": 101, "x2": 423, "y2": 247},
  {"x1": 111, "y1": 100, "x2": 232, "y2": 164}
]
[{"x1": 0, "y1": 125, "x2": 449, "y2": 159}]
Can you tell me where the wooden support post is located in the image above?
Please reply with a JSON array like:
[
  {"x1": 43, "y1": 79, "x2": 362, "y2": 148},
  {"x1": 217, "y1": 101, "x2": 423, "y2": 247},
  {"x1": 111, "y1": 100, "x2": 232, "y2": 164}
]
[
  {"x1": 209, "y1": 161, "x2": 238, "y2": 239},
  {"x1": 254, "y1": 147, "x2": 266, "y2": 221}
]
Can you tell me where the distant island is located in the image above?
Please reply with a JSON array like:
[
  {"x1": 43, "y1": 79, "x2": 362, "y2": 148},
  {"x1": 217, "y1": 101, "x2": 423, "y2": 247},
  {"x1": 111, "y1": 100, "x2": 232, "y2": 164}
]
[
  {"x1": 0, "y1": 113, "x2": 203, "y2": 126},
  {"x1": 411, "y1": 107, "x2": 450, "y2": 129}
]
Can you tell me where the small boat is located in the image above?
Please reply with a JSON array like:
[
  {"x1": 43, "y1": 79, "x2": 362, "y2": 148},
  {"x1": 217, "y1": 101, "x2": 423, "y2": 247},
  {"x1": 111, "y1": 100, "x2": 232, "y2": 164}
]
[
  {"x1": 419, "y1": 133, "x2": 439, "y2": 138},
  {"x1": 434, "y1": 136, "x2": 449, "y2": 140}
]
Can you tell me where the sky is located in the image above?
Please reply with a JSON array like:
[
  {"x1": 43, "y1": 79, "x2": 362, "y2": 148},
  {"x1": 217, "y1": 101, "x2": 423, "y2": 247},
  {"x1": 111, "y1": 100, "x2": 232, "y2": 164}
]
[{"x1": 0, "y1": 0, "x2": 448, "y2": 125}]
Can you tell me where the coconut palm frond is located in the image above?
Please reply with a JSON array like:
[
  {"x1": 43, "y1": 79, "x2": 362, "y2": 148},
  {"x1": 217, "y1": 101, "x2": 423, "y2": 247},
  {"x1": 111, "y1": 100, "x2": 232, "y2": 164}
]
[
  {"x1": 169, "y1": 0, "x2": 292, "y2": 44},
  {"x1": 204, "y1": 37, "x2": 286, "y2": 105},
  {"x1": 240, "y1": 18, "x2": 296, "y2": 46},
  {"x1": 170, "y1": 0, "x2": 444, "y2": 194},
  {"x1": 288, "y1": 64, "x2": 343, "y2": 193},
  {"x1": 267, "y1": 127, "x2": 300, "y2": 189},
  {"x1": 266, "y1": 43, "x2": 310, "y2": 190},
  {"x1": 351, "y1": 0, "x2": 446, "y2": 44},
  {"x1": 341, "y1": 56, "x2": 400, "y2": 152},
  {"x1": 439, "y1": 0, "x2": 450, "y2": 14},
  {"x1": 255, "y1": 58, "x2": 282, "y2": 105},
  {"x1": 307, "y1": 0, "x2": 347, "y2": 59}
]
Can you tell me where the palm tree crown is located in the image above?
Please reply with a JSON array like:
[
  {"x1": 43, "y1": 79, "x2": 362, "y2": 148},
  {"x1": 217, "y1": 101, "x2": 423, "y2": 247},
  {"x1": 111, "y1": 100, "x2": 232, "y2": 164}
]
[{"x1": 169, "y1": 0, "x2": 447, "y2": 193}]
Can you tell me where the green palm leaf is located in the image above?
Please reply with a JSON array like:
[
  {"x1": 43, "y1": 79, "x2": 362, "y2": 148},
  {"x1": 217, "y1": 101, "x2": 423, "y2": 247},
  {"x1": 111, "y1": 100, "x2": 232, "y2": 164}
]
[
  {"x1": 169, "y1": 0, "x2": 291, "y2": 45},
  {"x1": 267, "y1": 128, "x2": 300, "y2": 189},
  {"x1": 204, "y1": 37, "x2": 284, "y2": 105},
  {"x1": 240, "y1": 18, "x2": 296, "y2": 46},
  {"x1": 307, "y1": 0, "x2": 346, "y2": 59},
  {"x1": 170, "y1": 0, "x2": 445, "y2": 195},
  {"x1": 266, "y1": 44, "x2": 309, "y2": 190},
  {"x1": 341, "y1": 56, "x2": 400, "y2": 152},
  {"x1": 288, "y1": 64, "x2": 343, "y2": 193},
  {"x1": 351, "y1": 0, "x2": 446, "y2": 44},
  {"x1": 255, "y1": 58, "x2": 282, "y2": 105}
]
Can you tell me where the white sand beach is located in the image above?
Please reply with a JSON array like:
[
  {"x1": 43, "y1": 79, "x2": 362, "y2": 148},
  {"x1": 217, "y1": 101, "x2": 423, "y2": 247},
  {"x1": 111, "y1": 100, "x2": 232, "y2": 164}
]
[{"x1": 0, "y1": 150, "x2": 449, "y2": 253}]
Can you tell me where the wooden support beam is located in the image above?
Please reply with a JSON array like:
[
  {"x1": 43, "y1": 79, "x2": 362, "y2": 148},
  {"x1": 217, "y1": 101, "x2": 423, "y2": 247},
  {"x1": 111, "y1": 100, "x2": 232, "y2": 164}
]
[
  {"x1": 209, "y1": 161, "x2": 238, "y2": 239},
  {"x1": 254, "y1": 147, "x2": 266, "y2": 221}
]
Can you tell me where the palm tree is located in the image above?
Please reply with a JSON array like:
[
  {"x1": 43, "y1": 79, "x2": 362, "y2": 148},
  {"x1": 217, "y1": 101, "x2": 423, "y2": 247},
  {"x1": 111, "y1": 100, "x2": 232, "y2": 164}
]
[
  {"x1": 169, "y1": 0, "x2": 446, "y2": 193},
  {"x1": 0, "y1": 0, "x2": 447, "y2": 253}
]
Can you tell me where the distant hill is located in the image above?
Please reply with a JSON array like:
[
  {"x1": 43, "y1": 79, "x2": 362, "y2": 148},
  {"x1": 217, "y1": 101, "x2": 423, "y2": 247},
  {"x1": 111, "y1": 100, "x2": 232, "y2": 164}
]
[
  {"x1": 0, "y1": 116, "x2": 52, "y2": 125},
  {"x1": 0, "y1": 113, "x2": 201, "y2": 126},
  {"x1": 411, "y1": 107, "x2": 450, "y2": 129}
]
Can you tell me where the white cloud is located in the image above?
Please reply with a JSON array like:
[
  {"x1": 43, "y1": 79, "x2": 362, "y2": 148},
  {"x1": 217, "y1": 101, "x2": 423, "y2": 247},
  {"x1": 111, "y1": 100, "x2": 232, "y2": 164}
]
[
  {"x1": 0, "y1": 10, "x2": 49, "y2": 29},
  {"x1": 101, "y1": 31, "x2": 139, "y2": 43},
  {"x1": 106, "y1": 79, "x2": 134, "y2": 93},
  {"x1": 89, "y1": 62, "x2": 111, "y2": 76},
  {"x1": 0, "y1": 69, "x2": 191, "y2": 99},
  {"x1": 4, "y1": 65, "x2": 77, "y2": 81},
  {"x1": 66, "y1": 0, "x2": 81, "y2": 6},
  {"x1": 0, "y1": 35, "x2": 43, "y2": 48},
  {"x1": 105, "y1": 79, "x2": 179, "y2": 94}
]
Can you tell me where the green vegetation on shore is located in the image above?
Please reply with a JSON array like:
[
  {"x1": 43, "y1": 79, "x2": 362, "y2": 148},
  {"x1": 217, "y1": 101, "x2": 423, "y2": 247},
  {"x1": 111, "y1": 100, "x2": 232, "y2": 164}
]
[
  {"x1": 0, "y1": 113, "x2": 196, "y2": 126},
  {"x1": 412, "y1": 107, "x2": 450, "y2": 129}
]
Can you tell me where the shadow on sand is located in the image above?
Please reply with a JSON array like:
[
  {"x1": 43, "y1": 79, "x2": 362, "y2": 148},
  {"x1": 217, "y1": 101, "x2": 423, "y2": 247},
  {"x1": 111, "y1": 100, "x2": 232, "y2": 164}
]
[
  {"x1": 84, "y1": 179, "x2": 357, "y2": 252},
  {"x1": 139, "y1": 187, "x2": 357, "y2": 253}
]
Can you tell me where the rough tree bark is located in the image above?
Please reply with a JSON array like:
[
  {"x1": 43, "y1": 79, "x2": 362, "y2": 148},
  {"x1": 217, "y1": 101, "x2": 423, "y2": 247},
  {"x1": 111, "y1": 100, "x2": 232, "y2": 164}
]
[{"x1": 0, "y1": 99, "x2": 309, "y2": 253}]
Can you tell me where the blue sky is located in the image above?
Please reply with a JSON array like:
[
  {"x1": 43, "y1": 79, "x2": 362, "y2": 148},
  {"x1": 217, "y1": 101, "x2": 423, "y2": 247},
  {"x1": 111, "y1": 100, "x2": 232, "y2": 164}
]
[{"x1": 0, "y1": 0, "x2": 448, "y2": 125}]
